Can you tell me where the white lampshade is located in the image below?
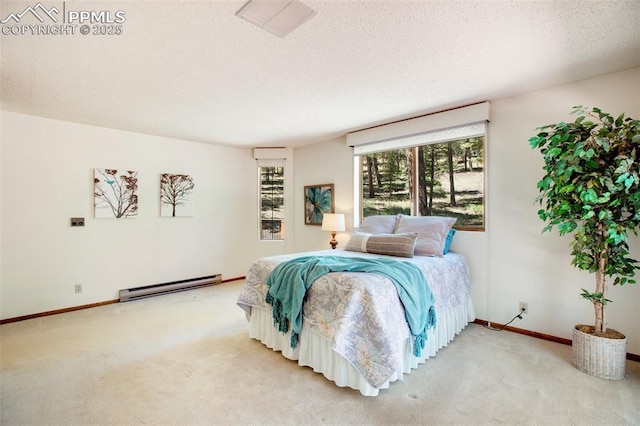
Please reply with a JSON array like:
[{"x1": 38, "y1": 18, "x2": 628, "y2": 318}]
[{"x1": 321, "y1": 213, "x2": 345, "y2": 232}]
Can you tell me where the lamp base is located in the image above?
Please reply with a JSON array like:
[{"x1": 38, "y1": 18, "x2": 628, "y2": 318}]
[{"x1": 329, "y1": 231, "x2": 338, "y2": 249}]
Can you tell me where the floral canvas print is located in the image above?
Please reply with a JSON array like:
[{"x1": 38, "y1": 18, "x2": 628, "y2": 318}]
[
  {"x1": 94, "y1": 168, "x2": 139, "y2": 218},
  {"x1": 304, "y1": 184, "x2": 334, "y2": 225},
  {"x1": 160, "y1": 173, "x2": 195, "y2": 217}
]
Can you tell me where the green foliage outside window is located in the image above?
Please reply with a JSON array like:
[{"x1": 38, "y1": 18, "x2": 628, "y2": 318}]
[
  {"x1": 361, "y1": 137, "x2": 484, "y2": 229},
  {"x1": 260, "y1": 166, "x2": 284, "y2": 240}
]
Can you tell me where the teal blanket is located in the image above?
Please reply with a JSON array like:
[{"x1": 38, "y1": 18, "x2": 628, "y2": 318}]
[{"x1": 265, "y1": 255, "x2": 436, "y2": 357}]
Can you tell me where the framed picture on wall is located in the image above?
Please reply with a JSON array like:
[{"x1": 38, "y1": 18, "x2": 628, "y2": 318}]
[{"x1": 304, "y1": 183, "x2": 334, "y2": 225}]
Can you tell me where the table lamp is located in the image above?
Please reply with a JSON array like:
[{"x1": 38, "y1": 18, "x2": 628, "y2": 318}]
[{"x1": 321, "y1": 213, "x2": 346, "y2": 249}]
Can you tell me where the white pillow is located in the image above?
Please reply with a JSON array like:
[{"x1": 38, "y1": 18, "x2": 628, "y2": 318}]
[
  {"x1": 356, "y1": 215, "x2": 400, "y2": 234},
  {"x1": 394, "y1": 215, "x2": 456, "y2": 257}
]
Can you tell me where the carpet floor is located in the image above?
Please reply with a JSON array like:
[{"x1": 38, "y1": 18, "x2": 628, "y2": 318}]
[{"x1": 1, "y1": 280, "x2": 639, "y2": 425}]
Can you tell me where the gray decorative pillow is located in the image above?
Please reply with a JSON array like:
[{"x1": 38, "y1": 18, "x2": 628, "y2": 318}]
[
  {"x1": 357, "y1": 215, "x2": 400, "y2": 234},
  {"x1": 345, "y1": 232, "x2": 418, "y2": 258},
  {"x1": 394, "y1": 215, "x2": 456, "y2": 257}
]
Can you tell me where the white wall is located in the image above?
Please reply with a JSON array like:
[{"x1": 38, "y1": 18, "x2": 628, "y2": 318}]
[
  {"x1": 292, "y1": 137, "x2": 354, "y2": 252},
  {"x1": 0, "y1": 111, "x2": 283, "y2": 319},
  {"x1": 293, "y1": 68, "x2": 640, "y2": 354}
]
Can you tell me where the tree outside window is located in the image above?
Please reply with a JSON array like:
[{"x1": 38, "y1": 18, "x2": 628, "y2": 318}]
[
  {"x1": 361, "y1": 137, "x2": 484, "y2": 229},
  {"x1": 260, "y1": 166, "x2": 284, "y2": 240}
]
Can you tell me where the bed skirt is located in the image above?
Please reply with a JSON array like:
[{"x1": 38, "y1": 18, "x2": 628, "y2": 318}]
[{"x1": 247, "y1": 296, "x2": 475, "y2": 396}]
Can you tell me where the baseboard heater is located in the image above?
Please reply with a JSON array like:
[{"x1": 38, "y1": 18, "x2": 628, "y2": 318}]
[{"x1": 119, "y1": 274, "x2": 222, "y2": 302}]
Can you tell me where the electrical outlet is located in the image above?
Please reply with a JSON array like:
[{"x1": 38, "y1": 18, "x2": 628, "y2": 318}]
[
  {"x1": 519, "y1": 301, "x2": 528, "y2": 315},
  {"x1": 75, "y1": 284, "x2": 83, "y2": 293}
]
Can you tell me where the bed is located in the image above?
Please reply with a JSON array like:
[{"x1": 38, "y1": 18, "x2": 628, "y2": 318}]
[{"x1": 236, "y1": 215, "x2": 475, "y2": 396}]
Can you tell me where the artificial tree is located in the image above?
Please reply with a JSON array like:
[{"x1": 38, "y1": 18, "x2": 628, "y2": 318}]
[{"x1": 529, "y1": 106, "x2": 640, "y2": 337}]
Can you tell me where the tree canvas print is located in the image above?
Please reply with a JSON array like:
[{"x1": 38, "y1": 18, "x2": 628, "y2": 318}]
[
  {"x1": 94, "y1": 169, "x2": 139, "y2": 218},
  {"x1": 304, "y1": 184, "x2": 334, "y2": 225},
  {"x1": 160, "y1": 173, "x2": 195, "y2": 217}
]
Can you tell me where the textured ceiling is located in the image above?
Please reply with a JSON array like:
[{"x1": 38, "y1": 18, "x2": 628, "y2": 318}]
[{"x1": 1, "y1": 0, "x2": 639, "y2": 148}]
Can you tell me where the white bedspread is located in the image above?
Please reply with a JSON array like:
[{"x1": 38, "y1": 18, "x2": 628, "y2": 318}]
[{"x1": 237, "y1": 249, "x2": 474, "y2": 393}]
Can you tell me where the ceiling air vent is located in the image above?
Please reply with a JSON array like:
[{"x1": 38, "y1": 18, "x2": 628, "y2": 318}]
[{"x1": 236, "y1": 0, "x2": 316, "y2": 38}]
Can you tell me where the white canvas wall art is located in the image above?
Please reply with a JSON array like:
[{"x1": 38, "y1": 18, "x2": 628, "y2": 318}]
[
  {"x1": 94, "y1": 168, "x2": 139, "y2": 218},
  {"x1": 160, "y1": 173, "x2": 194, "y2": 217}
]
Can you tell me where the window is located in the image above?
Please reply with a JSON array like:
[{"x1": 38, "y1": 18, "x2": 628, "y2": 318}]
[
  {"x1": 360, "y1": 137, "x2": 484, "y2": 230},
  {"x1": 349, "y1": 103, "x2": 489, "y2": 230},
  {"x1": 259, "y1": 166, "x2": 284, "y2": 240}
]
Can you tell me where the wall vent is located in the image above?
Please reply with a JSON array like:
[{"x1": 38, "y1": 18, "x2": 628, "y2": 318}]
[{"x1": 236, "y1": 0, "x2": 316, "y2": 38}]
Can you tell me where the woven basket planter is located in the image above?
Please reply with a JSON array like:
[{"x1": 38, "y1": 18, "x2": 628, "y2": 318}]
[{"x1": 572, "y1": 325, "x2": 626, "y2": 380}]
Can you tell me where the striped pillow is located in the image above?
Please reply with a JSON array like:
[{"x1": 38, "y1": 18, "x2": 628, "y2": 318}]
[{"x1": 345, "y1": 232, "x2": 418, "y2": 258}]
